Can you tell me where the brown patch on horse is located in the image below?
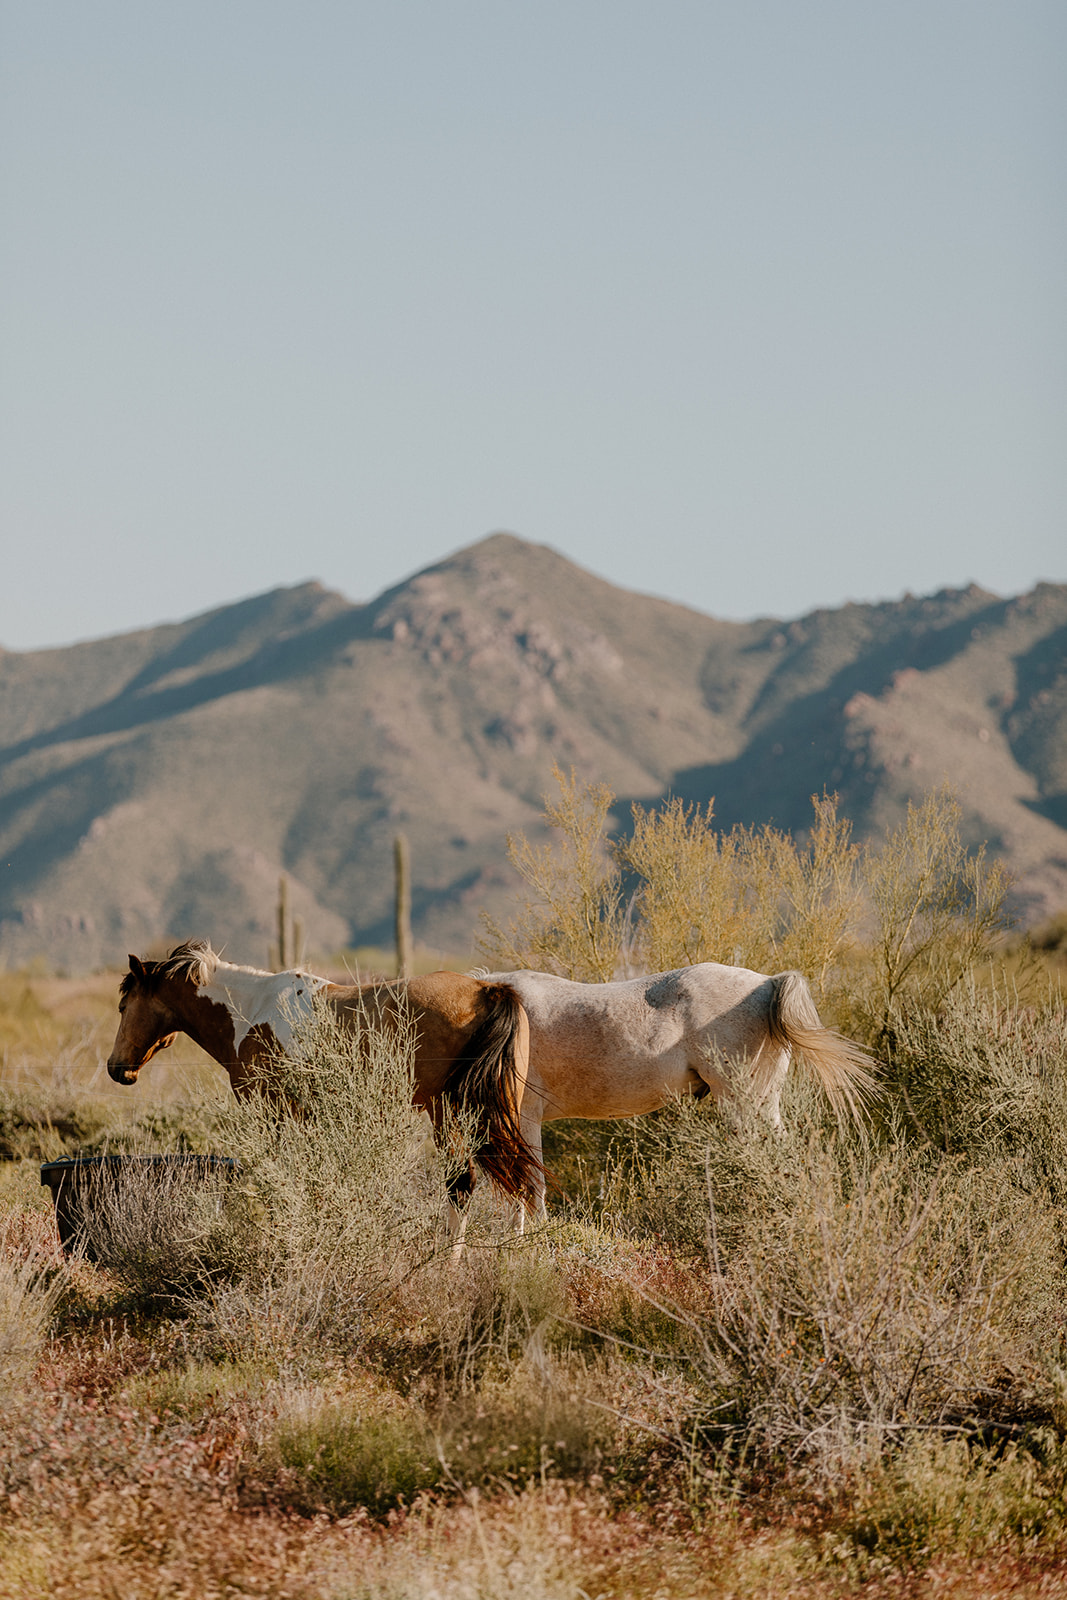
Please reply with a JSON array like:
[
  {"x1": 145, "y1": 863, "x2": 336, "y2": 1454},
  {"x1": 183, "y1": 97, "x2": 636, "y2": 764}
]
[
  {"x1": 229, "y1": 1021, "x2": 287, "y2": 1096},
  {"x1": 325, "y1": 971, "x2": 543, "y2": 1204}
]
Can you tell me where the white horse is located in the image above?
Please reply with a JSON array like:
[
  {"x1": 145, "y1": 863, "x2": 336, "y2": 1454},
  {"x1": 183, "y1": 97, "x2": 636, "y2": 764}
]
[{"x1": 481, "y1": 962, "x2": 877, "y2": 1219}]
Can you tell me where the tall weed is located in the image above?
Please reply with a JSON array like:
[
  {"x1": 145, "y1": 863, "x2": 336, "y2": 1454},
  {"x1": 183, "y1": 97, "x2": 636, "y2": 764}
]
[
  {"x1": 854, "y1": 786, "x2": 1011, "y2": 1037},
  {"x1": 481, "y1": 765, "x2": 626, "y2": 981}
]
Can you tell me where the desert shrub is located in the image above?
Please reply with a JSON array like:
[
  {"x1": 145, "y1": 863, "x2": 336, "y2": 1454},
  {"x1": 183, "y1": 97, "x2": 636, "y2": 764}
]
[
  {"x1": 595, "y1": 1084, "x2": 1057, "y2": 1477},
  {"x1": 885, "y1": 984, "x2": 1067, "y2": 1180},
  {"x1": 877, "y1": 985, "x2": 1067, "y2": 1345},
  {"x1": 849, "y1": 786, "x2": 1012, "y2": 1039},
  {"x1": 189, "y1": 994, "x2": 460, "y2": 1365},
  {"x1": 702, "y1": 1150, "x2": 1046, "y2": 1467},
  {"x1": 620, "y1": 791, "x2": 860, "y2": 987},
  {"x1": 72, "y1": 1157, "x2": 249, "y2": 1312},
  {"x1": 599, "y1": 1090, "x2": 818, "y2": 1262},
  {"x1": 481, "y1": 770, "x2": 860, "y2": 992},
  {"x1": 892, "y1": 983, "x2": 1067, "y2": 1149}
]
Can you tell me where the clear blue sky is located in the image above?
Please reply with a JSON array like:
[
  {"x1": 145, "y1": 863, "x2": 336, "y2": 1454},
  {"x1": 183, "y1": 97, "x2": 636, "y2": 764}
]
[{"x1": 1, "y1": 2, "x2": 1063, "y2": 651}]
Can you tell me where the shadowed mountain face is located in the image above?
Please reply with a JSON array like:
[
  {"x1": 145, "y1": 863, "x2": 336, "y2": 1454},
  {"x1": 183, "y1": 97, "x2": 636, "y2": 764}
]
[{"x1": 1, "y1": 534, "x2": 1065, "y2": 971}]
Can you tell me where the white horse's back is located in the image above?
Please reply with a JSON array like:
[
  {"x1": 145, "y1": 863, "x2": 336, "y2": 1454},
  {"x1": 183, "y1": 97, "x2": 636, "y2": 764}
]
[
  {"x1": 484, "y1": 963, "x2": 878, "y2": 1213},
  {"x1": 485, "y1": 961, "x2": 805, "y2": 1121}
]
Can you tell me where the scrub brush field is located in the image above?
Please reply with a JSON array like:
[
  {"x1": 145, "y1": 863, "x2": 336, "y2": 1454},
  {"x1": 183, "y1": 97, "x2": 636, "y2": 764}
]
[{"x1": 2, "y1": 781, "x2": 1067, "y2": 1599}]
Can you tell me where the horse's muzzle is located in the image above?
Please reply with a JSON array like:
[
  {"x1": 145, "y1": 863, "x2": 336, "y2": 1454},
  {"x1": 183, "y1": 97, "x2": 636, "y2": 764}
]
[{"x1": 107, "y1": 1060, "x2": 140, "y2": 1086}]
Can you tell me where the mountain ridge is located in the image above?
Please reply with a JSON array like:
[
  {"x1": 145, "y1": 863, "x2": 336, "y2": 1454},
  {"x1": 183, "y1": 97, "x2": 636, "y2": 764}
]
[{"x1": 1, "y1": 534, "x2": 1064, "y2": 971}]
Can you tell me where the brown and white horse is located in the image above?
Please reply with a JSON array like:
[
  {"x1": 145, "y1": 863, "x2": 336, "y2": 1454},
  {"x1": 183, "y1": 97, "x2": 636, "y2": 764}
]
[
  {"x1": 481, "y1": 962, "x2": 879, "y2": 1218},
  {"x1": 107, "y1": 941, "x2": 541, "y2": 1227}
]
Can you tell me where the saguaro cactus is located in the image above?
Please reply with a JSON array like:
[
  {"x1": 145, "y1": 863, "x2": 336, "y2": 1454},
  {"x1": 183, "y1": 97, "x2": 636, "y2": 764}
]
[
  {"x1": 277, "y1": 874, "x2": 290, "y2": 970},
  {"x1": 394, "y1": 834, "x2": 413, "y2": 980},
  {"x1": 271, "y1": 875, "x2": 305, "y2": 970}
]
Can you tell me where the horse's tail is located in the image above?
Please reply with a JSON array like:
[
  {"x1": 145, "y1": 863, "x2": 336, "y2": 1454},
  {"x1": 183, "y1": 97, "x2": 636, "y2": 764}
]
[
  {"x1": 442, "y1": 983, "x2": 544, "y2": 1202},
  {"x1": 767, "y1": 971, "x2": 879, "y2": 1125}
]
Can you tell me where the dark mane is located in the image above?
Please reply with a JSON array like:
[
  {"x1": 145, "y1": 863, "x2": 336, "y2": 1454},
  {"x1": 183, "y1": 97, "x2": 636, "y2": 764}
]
[{"x1": 120, "y1": 939, "x2": 219, "y2": 997}]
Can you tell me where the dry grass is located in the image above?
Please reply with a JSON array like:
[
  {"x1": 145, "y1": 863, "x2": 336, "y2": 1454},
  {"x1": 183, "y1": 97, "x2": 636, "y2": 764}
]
[
  {"x1": 594, "y1": 1090, "x2": 1060, "y2": 1477},
  {"x1": 0, "y1": 1243, "x2": 65, "y2": 1390},
  {"x1": 67, "y1": 1156, "x2": 246, "y2": 1312},
  {"x1": 2, "y1": 1452, "x2": 1066, "y2": 1598}
]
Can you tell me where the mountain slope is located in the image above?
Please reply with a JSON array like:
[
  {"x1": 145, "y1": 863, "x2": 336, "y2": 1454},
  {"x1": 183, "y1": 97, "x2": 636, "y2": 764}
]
[{"x1": 1, "y1": 534, "x2": 1064, "y2": 970}]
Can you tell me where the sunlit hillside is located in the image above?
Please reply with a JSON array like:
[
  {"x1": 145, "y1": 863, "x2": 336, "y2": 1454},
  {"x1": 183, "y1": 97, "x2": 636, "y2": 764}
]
[{"x1": 1, "y1": 534, "x2": 1064, "y2": 971}]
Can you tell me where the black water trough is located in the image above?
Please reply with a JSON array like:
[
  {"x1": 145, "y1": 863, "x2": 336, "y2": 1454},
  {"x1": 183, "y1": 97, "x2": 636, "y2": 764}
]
[{"x1": 40, "y1": 1154, "x2": 240, "y2": 1258}]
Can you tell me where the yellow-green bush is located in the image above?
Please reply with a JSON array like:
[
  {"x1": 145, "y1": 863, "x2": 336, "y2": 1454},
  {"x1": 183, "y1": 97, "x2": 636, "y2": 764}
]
[
  {"x1": 262, "y1": 1357, "x2": 615, "y2": 1517},
  {"x1": 837, "y1": 1430, "x2": 1067, "y2": 1569},
  {"x1": 480, "y1": 767, "x2": 1012, "y2": 1039}
]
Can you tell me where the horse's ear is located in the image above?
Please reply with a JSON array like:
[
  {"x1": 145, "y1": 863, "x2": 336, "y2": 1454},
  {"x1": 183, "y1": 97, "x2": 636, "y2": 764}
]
[{"x1": 128, "y1": 955, "x2": 146, "y2": 980}]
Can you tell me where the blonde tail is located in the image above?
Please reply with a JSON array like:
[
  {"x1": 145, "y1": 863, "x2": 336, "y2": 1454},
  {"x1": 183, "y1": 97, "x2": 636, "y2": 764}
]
[{"x1": 767, "y1": 970, "x2": 879, "y2": 1125}]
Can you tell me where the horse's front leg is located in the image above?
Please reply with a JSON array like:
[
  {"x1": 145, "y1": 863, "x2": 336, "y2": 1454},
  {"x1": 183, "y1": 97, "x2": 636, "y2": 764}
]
[
  {"x1": 445, "y1": 1161, "x2": 474, "y2": 1260},
  {"x1": 446, "y1": 1199, "x2": 471, "y2": 1258}
]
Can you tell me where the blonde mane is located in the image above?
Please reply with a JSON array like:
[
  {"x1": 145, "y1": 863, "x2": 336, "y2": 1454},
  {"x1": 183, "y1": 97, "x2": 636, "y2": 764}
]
[{"x1": 120, "y1": 938, "x2": 220, "y2": 996}]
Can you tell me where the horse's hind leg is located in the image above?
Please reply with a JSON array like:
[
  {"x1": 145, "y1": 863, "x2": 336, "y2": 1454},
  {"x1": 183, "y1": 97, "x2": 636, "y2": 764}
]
[
  {"x1": 695, "y1": 1045, "x2": 788, "y2": 1130},
  {"x1": 756, "y1": 1047, "x2": 790, "y2": 1129},
  {"x1": 519, "y1": 1112, "x2": 547, "y2": 1225}
]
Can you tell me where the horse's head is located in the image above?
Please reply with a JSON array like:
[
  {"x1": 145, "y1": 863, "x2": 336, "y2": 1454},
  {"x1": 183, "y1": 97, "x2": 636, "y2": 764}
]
[{"x1": 107, "y1": 943, "x2": 216, "y2": 1085}]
